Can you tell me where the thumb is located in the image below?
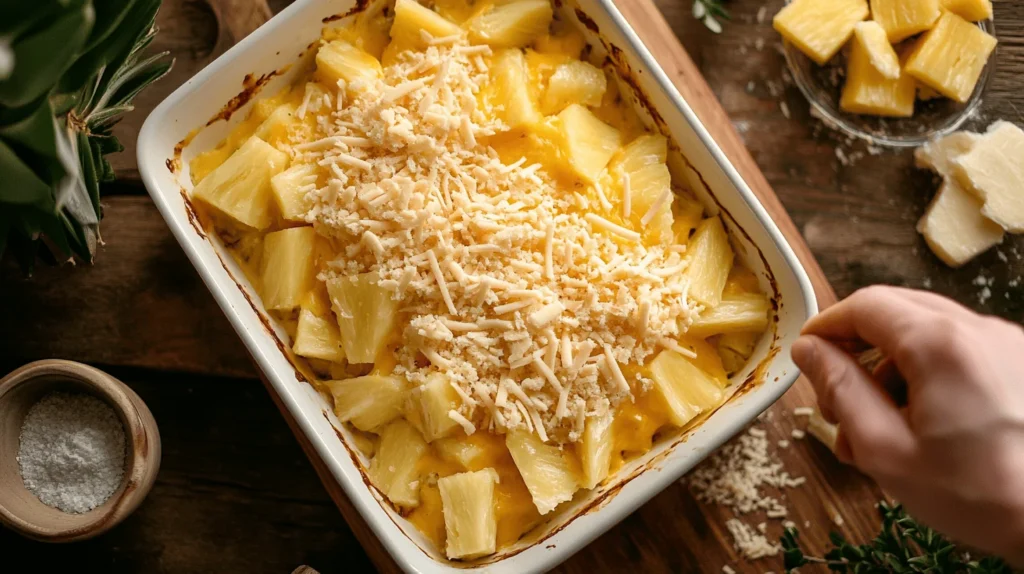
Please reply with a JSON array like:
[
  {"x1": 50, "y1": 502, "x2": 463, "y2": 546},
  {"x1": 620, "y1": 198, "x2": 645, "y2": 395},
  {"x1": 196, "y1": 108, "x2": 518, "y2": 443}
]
[{"x1": 792, "y1": 335, "x2": 918, "y2": 478}]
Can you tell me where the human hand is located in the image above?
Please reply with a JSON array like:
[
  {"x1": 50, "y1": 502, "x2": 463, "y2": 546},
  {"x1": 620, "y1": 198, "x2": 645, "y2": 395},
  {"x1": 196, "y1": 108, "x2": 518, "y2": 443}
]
[{"x1": 791, "y1": 285, "x2": 1024, "y2": 565}]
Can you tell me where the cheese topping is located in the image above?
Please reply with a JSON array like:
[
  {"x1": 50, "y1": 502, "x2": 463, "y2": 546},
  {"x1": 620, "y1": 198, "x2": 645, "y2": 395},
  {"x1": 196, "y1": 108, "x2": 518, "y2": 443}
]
[{"x1": 297, "y1": 39, "x2": 698, "y2": 444}]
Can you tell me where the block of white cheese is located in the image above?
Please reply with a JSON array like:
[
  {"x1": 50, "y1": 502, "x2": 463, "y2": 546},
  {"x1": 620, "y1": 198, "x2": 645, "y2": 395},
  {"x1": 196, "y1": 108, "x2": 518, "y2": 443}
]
[
  {"x1": 952, "y1": 120, "x2": 1024, "y2": 233},
  {"x1": 917, "y1": 180, "x2": 1004, "y2": 267},
  {"x1": 914, "y1": 131, "x2": 977, "y2": 176}
]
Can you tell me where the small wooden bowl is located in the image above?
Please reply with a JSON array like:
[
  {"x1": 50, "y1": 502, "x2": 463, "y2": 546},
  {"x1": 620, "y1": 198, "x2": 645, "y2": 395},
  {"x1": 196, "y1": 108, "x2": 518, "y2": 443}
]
[{"x1": 0, "y1": 360, "x2": 161, "y2": 542}]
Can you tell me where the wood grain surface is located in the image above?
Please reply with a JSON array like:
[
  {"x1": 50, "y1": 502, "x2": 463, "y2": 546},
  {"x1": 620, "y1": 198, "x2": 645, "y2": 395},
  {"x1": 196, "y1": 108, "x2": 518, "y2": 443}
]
[{"x1": 3, "y1": 0, "x2": 1023, "y2": 572}]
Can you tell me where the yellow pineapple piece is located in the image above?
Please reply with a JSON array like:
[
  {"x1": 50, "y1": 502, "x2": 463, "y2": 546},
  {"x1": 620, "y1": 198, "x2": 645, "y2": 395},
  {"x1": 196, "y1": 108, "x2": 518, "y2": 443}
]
[
  {"x1": 773, "y1": 0, "x2": 869, "y2": 65},
  {"x1": 391, "y1": 0, "x2": 462, "y2": 44},
  {"x1": 191, "y1": 136, "x2": 288, "y2": 230},
  {"x1": 580, "y1": 413, "x2": 614, "y2": 490},
  {"x1": 681, "y1": 217, "x2": 734, "y2": 308},
  {"x1": 534, "y1": 29, "x2": 587, "y2": 59},
  {"x1": 315, "y1": 40, "x2": 382, "y2": 86},
  {"x1": 840, "y1": 28, "x2": 916, "y2": 117},
  {"x1": 687, "y1": 293, "x2": 771, "y2": 337},
  {"x1": 293, "y1": 289, "x2": 346, "y2": 362},
  {"x1": 260, "y1": 227, "x2": 317, "y2": 311},
  {"x1": 325, "y1": 273, "x2": 399, "y2": 364},
  {"x1": 433, "y1": 436, "x2": 488, "y2": 470},
  {"x1": 327, "y1": 375, "x2": 407, "y2": 432},
  {"x1": 505, "y1": 430, "x2": 578, "y2": 514},
  {"x1": 717, "y1": 332, "x2": 761, "y2": 375},
  {"x1": 853, "y1": 21, "x2": 901, "y2": 79},
  {"x1": 558, "y1": 104, "x2": 621, "y2": 183},
  {"x1": 649, "y1": 349, "x2": 725, "y2": 428},
  {"x1": 414, "y1": 373, "x2": 462, "y2": 441},
  {"x1": 254, "y1": 102, "x2": 300, "y2": 151},
  {"x1": 952, "y1": 121, "x2": 1024, "y2": 233},
  {"x1": 491, "y1": 49, "x2": 541, "y2": 129},
  {"x1": 270, "y1": 163, "x2": 318, "y2": 222},
  {"x1": 939, "y1": 0, "x2": 992, "y2": 22},
  {"x1": 607, "y1": 134, "x2": 674, "y2": 244},
  {"x1": 541, "y1": 61, "x2": 607, "y2": 115},
  {"x1": 904, "y1": 11, "x2": 997, "y2": 103},
  {"x1": 369, "y1": 419, "x2": 428, "y2": 508},
  {"x1": 438, "y1": 469, "x2": 499, "y2": 560},
  {"x1": 870, "y1": 0, "x2": 940, "y2": 42},
  {"x1": 672, "y1": 191, "x2": 704, "y2": 243},
  {"x1": 917, "y1": 83, "x2": 943, "y2": 101},
  {"x1": 467, "y1": 0, "x2": 553, "y2": 49}
]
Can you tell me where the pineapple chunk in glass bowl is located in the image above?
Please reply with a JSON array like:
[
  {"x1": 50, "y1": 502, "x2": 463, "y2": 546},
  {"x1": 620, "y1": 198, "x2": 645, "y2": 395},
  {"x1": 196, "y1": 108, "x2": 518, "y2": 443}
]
[{"x1": 781, "y1": 14, "x2": 996, "y2": 148}]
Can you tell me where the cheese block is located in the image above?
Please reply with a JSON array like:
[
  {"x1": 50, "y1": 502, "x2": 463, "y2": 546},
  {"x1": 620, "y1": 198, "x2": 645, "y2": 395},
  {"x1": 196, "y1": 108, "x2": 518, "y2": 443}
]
[
  {"x1": 952, "y1": 121, "x2": 1024, "y2": 232},
  {"x1": 917, "y1": 180, "x2": 1004, "y2": 267},
  {"x1": 914, "y1": 131, "x2": 978, "y2": 177}
]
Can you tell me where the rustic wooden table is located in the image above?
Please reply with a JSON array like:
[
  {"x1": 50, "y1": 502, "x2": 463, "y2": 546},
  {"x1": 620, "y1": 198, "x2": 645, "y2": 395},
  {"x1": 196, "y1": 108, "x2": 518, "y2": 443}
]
[{"x1": 3, "y1": 0, "x2": 1022, "y2": 572}]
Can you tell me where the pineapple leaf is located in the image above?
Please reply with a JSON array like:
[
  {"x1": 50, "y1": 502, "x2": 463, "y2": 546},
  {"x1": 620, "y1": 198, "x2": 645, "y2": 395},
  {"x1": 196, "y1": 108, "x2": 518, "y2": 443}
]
[
  {"x1": 0, "y1": 98, "x2": 58, "y2": 160},
  {"x1": 78, "y1": 0, "x2": 162, "y2": 117},
  {"x1": 0, "y1": 1, "x2": 94, "y2": 108},
  {"x1": 68, "y1": 0, "x2": 141, "y2": 81},
  {"x1": 0, "y1": 138, "x2": 54, "y2": 208},
  {"x1": 77, "y1": 130, "x2": 101, "y2": 217},
  {"x1": 0, "y1": 213, "x2": 8, "y2": 261}
]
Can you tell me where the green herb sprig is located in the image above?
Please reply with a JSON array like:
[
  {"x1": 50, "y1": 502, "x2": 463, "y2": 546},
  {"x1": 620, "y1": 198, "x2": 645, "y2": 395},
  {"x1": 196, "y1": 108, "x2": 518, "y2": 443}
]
[
  {"x1": 691, "y1": 0, "x2": 729, "y2": 33},
  {"x1": 781, "y1": 502, "x2": 1013, "y2": 573}
]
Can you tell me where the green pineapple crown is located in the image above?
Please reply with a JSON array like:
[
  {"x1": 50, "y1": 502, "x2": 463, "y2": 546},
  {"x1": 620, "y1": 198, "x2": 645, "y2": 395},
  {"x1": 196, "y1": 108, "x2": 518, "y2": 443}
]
[{"x1": 0, "y1": 0, "x2": 172, "y2": 273}]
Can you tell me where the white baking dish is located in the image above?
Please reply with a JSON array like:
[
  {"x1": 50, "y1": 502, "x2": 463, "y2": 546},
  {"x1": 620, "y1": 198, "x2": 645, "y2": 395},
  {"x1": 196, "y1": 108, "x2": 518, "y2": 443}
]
[{"x1": 137, "y1": 1, "x2": 817, "y2": 571}]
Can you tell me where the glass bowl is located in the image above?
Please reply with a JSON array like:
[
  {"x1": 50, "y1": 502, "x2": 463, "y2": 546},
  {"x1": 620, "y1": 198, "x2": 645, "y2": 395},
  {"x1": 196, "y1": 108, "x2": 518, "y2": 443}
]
[{"x1": 782, "y1": 19, "x2": 996, "y2": 148}]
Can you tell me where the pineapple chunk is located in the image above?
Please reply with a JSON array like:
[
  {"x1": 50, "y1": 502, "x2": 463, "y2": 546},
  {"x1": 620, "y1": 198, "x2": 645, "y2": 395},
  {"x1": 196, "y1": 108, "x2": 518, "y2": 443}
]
[
  {"x1": 681, "y1": 217, "x2": 734, "y2": 308},
  {"x1": 293, "y1": 290, "x2": 346, "y2": 362},
  {"x1": 467, "y1": 0, "x2": 554, "y2": 49},
  {"x1": 718, "y1": 332, "x2": 761, "y2": 375},
  {"x1": 558, "y1": 104, "x2": 621, "y2": 183},
  {"x1": 952, "y1": 121, "x2": 1024, "y2": 233},
  {"x1": 672, "y1": 192, "x2": 705, "y2": 243},
  {"x1": 505, "y1": 430, "x2": 578, "y2": 514},
  {"x1": 260, "y1": 227, "x2": 317, "y2": 311},
  {"x1": 649, "y1": 349, "x2": 725, "y2": 428},
  {"x1": 904, "y1": 11, "x2": 997, "y2": 103},
  {"x1": 853, "y1": 21, "x2": 901, "y2": 80},
  {"x1": 917, "y1": 180, "x2": 1004, "y2": 267},
  {"x1": 580, "y1": 413, "x2": 613, "y2": 490},
  {"x1": 254, "y1": 102, "x2": 300, "y2": 151},
  {"x1": 940, "y1": 0, "x2": 992, "y2": 22},
  {"x1": 541, "y1": 61, "x2": 607, "y2": 115},
  {"x1": 325, "y1": 273, "x2": 399, "y2": 364},
  {"x1": 191, "y1": 136, "x2": 288, "y2": 230},
  {"x1": 327, "y1": 375, "x2": 407, "y2": 431},
  {"x1": 414, "y1": 373, "x2": 462, "y2": 441},
  {"x1": 315, "y1": 40, "x2": 382, "y2": 86},
  {"x1": 869, "y1": 0, "x2": 940, "y2": 43},
  {"x1": 491, "y1": 49, "x2": 541, "y2": 129},
  {"x1": 391, "y1": 0, "x2": 462, "y2": 43},
  {"x1": 434, "y1": 436, "x2": 488, "y2": 470},
  {"x1": 688, "y1": 293, "x2": 771, "y2": 337},
  {"x1": 840, "y1": 27, "x2": 916, "y2": 118},
  {"x1": 773, "y1": 0, "x2": 869, "y2": 65},
  {"x1": 271, "y1": 163, "x2": 318, "y2": 222},
  {"x1": 369, "y1": 420, "x2": 428, "y2": 508},
  {"x1": 438, "y1": 469, "x2": 499, "y2": 560},
  {"x1": 608, "y1": 134, "x2": 674, "y2": 244}
]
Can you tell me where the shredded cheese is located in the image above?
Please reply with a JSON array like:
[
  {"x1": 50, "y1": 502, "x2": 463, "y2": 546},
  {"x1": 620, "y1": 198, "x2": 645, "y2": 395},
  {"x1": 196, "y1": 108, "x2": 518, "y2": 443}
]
[{"x1": 300, "y1": 41, "x2": 696, "y2": 444}]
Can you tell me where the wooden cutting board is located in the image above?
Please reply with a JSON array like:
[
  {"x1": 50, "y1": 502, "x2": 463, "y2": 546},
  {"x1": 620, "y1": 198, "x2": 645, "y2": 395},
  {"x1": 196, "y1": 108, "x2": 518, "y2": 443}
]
[{"x1": 252, "y1": 0, "x2": 879, "y2": 572}]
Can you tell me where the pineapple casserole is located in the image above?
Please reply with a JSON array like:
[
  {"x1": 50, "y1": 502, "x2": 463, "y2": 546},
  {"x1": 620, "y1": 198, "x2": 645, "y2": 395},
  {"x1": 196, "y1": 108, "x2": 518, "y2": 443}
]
[{"x1": 189, "y1": 0, "x2": 771, "y2": 560}]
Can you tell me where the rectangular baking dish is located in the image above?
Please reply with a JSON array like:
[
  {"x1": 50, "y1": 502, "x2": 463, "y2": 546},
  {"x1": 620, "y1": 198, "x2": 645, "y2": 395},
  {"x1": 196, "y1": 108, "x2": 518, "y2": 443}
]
[{"x1": 137, "y1": 0, "x2": 817, "y2": 571}]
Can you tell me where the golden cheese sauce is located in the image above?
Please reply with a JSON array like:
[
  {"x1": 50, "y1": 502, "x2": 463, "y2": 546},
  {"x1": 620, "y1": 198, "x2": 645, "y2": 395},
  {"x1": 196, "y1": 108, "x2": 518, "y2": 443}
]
[{"x1": 189, "y1": 0, "x2": 770, "y2": 560}]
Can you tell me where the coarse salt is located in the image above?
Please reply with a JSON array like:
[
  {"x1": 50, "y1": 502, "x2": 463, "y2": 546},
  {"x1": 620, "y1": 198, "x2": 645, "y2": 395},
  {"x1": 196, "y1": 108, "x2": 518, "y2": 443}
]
[{"x1": 18, "y1": 392, "x2": 126, "y2": 514}]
